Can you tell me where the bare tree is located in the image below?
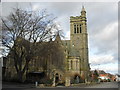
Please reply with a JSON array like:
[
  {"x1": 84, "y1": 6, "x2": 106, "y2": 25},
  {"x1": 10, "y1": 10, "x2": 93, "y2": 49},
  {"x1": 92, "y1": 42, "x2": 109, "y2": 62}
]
[{"x1": 2, "y1": 8, "x2": 60, "y2": 82}]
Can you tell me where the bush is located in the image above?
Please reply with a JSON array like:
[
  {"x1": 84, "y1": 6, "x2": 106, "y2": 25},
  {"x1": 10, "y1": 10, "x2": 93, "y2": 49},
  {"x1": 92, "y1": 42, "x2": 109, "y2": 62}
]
[{"x1": 45, "y1": 79, "x2": 53, "y2": 84}]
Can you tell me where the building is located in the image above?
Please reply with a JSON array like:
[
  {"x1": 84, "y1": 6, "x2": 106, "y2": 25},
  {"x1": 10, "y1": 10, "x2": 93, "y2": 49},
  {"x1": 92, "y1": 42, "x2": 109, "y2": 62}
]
[
  {"x1": 3, "y1": 6, "x2": 90, "y2": 85},
  {"x1": 90, "y1": 70, "x2": 117, "y2": 82},
  {"x1": 98, "y1": 73, "x2": 116, "y2": 82},
  {"x1": 115, "y1": 74, "x2": 120, "y2": 82}
]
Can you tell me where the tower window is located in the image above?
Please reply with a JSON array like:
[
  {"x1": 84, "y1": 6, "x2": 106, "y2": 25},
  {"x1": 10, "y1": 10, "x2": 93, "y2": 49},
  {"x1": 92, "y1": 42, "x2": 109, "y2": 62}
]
[
  {"x1": 71, "y1": 60, "x2": 73, "y2": 70},
  {"x1": 74, "y1": 24, "x2": 76, "y2": 33},
  {"x1": 80, "y1": 25, "x2": 82, "y2": 33},
  {"x1": 77, "y1": 25, "x2": 79, "y2": 33}
]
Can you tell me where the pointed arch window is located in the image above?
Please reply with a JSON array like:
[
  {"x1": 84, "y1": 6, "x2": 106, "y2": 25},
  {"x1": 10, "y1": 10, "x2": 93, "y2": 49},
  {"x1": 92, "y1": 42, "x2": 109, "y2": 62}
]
[
  {"x1": 71, "y1": 60, "x2": 73, "y2": 70},
  {"x1": 74, "y1": 24, "x2": 76, "y2": 33},
  {"x1": 80, "y1": 25, "x2": 82, "y2": 33},
  {"x1": 77, "y1": 25, "x2": 79, "y2": 33}
]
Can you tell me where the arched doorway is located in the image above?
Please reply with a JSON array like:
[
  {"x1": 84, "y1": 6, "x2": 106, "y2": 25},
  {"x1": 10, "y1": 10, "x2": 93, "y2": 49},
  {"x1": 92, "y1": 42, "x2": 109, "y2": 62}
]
[{"x1": 74, "y1": 75, "x2": 81, "y2": 84}]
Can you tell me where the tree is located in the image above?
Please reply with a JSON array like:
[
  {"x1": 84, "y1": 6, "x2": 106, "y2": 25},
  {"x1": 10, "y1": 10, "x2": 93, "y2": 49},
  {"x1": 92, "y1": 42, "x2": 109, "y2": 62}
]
[
  {"x1": 2, "y1": 8, "x2": 60, "y2": 82},
  {"x1": 93, "y1": 70, "x2": 99, "y2": 82}
]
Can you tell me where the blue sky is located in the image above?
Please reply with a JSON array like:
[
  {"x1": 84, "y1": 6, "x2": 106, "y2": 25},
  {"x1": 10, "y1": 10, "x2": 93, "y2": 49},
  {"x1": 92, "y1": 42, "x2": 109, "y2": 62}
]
[{"x1": 1, "y1": 2, "x2": 118, "y2": 74}]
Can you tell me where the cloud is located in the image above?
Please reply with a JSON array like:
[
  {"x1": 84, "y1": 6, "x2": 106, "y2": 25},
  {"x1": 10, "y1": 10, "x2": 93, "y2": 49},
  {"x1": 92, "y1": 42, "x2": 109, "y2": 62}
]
[
  {"x1": 90, "y1": 22, "x2": 118, "y2": 51},
  {"x1": 64, "y1": 31, "x2": 70, "y2": 40},
  {"x1": 89, "y1": 21, "x2": 118, "y2": 74},
  {"x1": 89, "y1": 54, "x2": 117, "y2": 65},
  {"x1": 32, "y1": 4, "x2": 40, "y2": 11},
  {"x1": 87, "y1": 2, "x2": 118, "y2": 31},
  {"x1": 91, "y1": 63, "x2": 118, "y2": 74},
  {"x1": 89, "y1": 21, "x2": 118, "y2": 63}
]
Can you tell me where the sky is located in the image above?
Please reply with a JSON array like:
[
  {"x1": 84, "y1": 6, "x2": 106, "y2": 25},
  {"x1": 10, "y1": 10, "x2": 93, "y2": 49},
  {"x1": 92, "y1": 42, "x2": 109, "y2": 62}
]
[{"x1": 1, "y1": 1, "x2": 119, "y2": 74}]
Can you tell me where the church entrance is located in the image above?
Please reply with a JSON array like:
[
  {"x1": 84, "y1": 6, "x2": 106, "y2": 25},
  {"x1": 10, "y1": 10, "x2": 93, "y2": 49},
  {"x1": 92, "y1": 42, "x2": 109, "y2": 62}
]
[{"x1": 74, "y1": 75, "x2": 81, "y2": 84}]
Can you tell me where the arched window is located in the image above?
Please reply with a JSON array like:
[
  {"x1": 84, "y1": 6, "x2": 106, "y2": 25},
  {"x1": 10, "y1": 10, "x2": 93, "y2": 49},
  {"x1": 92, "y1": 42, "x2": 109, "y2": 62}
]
[
  {"x1": 77, "y1": 25, "x2": 79, "y2": 33},
  {"x1": 71, "y1": 60, "x2": 73, "y2": 70},
  {"x1": 76, "y1": 60, "x2": 78, "y2": 70},
  {"x1": 74, "y1": 24, "x2": 76, "y2": 33},
  {"x1": 80, "y1": 25, "x2": 82, "y2": 33}
]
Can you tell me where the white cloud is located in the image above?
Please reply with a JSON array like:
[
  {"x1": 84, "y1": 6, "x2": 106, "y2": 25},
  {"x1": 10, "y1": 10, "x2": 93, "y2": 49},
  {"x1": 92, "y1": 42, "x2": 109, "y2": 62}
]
[
  {"x1": 64, "y1": 31, "x2": 70, "y2": 40},
  {"x1": 32, "y1": 4, "x2": 40, "y2": 11},
  {"x1": 92, "y1": 22, "x2": 118, "y2": 42},
  {"x1": 91, "y1": 63, "x2": 118, "y2": 74},
  {"x1": 90, "y1": 54, "x2": 116, "y2": 65},
  {"x1": 89, "y1": 21, "x2": 118, "y2": 61},
  {"x1": 1, "y1": 0, "x2": 119, "y2": 2}
]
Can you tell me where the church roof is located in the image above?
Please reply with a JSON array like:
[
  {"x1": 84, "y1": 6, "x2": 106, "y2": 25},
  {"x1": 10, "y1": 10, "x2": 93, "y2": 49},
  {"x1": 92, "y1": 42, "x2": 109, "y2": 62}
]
[{"x1": 55, "y1": 32, "x2": 61, "y2": 41}]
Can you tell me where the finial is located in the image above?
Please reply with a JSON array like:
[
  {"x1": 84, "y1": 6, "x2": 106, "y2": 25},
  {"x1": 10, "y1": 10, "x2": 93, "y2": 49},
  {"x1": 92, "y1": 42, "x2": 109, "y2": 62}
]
[{"x1": 82, "y1": 5, "x2": 85, "y2": 11}]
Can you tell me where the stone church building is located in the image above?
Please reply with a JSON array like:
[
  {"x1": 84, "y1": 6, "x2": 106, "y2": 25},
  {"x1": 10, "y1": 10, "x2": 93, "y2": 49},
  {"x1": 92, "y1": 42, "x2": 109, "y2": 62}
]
[{"x1": 3, "y1": 6, "x2": 90, "y2": 85}]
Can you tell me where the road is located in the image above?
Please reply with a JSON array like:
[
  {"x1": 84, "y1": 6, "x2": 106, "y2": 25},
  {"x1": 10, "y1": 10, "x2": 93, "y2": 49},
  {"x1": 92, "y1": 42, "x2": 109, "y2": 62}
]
[
  {"x1": 85, "y1": 82, "x2": 119, "y2": 88},
  {"x1": 2, "y1": 81, "x2": 119, "y2": 90}
]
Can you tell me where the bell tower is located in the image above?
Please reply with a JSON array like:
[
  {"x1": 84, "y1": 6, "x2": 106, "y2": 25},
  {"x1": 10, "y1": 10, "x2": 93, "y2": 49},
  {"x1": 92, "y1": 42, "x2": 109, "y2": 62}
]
[{"x1": 70, "y1": 6, "x2": 89, "y2": 81}]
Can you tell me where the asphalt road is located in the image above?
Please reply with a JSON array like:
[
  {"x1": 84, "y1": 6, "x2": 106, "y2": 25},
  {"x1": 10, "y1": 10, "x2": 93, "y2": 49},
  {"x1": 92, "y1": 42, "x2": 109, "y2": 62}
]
[
  {"x1": 85, "y1": 82, "x2": 119, "y2": 88},
  {"x1": 2, "y1": 81, "x2": 119, "y2": 90}
]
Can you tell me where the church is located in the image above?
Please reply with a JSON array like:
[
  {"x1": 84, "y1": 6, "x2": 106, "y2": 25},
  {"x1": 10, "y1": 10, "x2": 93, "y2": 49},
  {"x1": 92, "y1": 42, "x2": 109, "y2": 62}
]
[{"x1": 3, "y1": 6, "x2": 90, "y2": 86}]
